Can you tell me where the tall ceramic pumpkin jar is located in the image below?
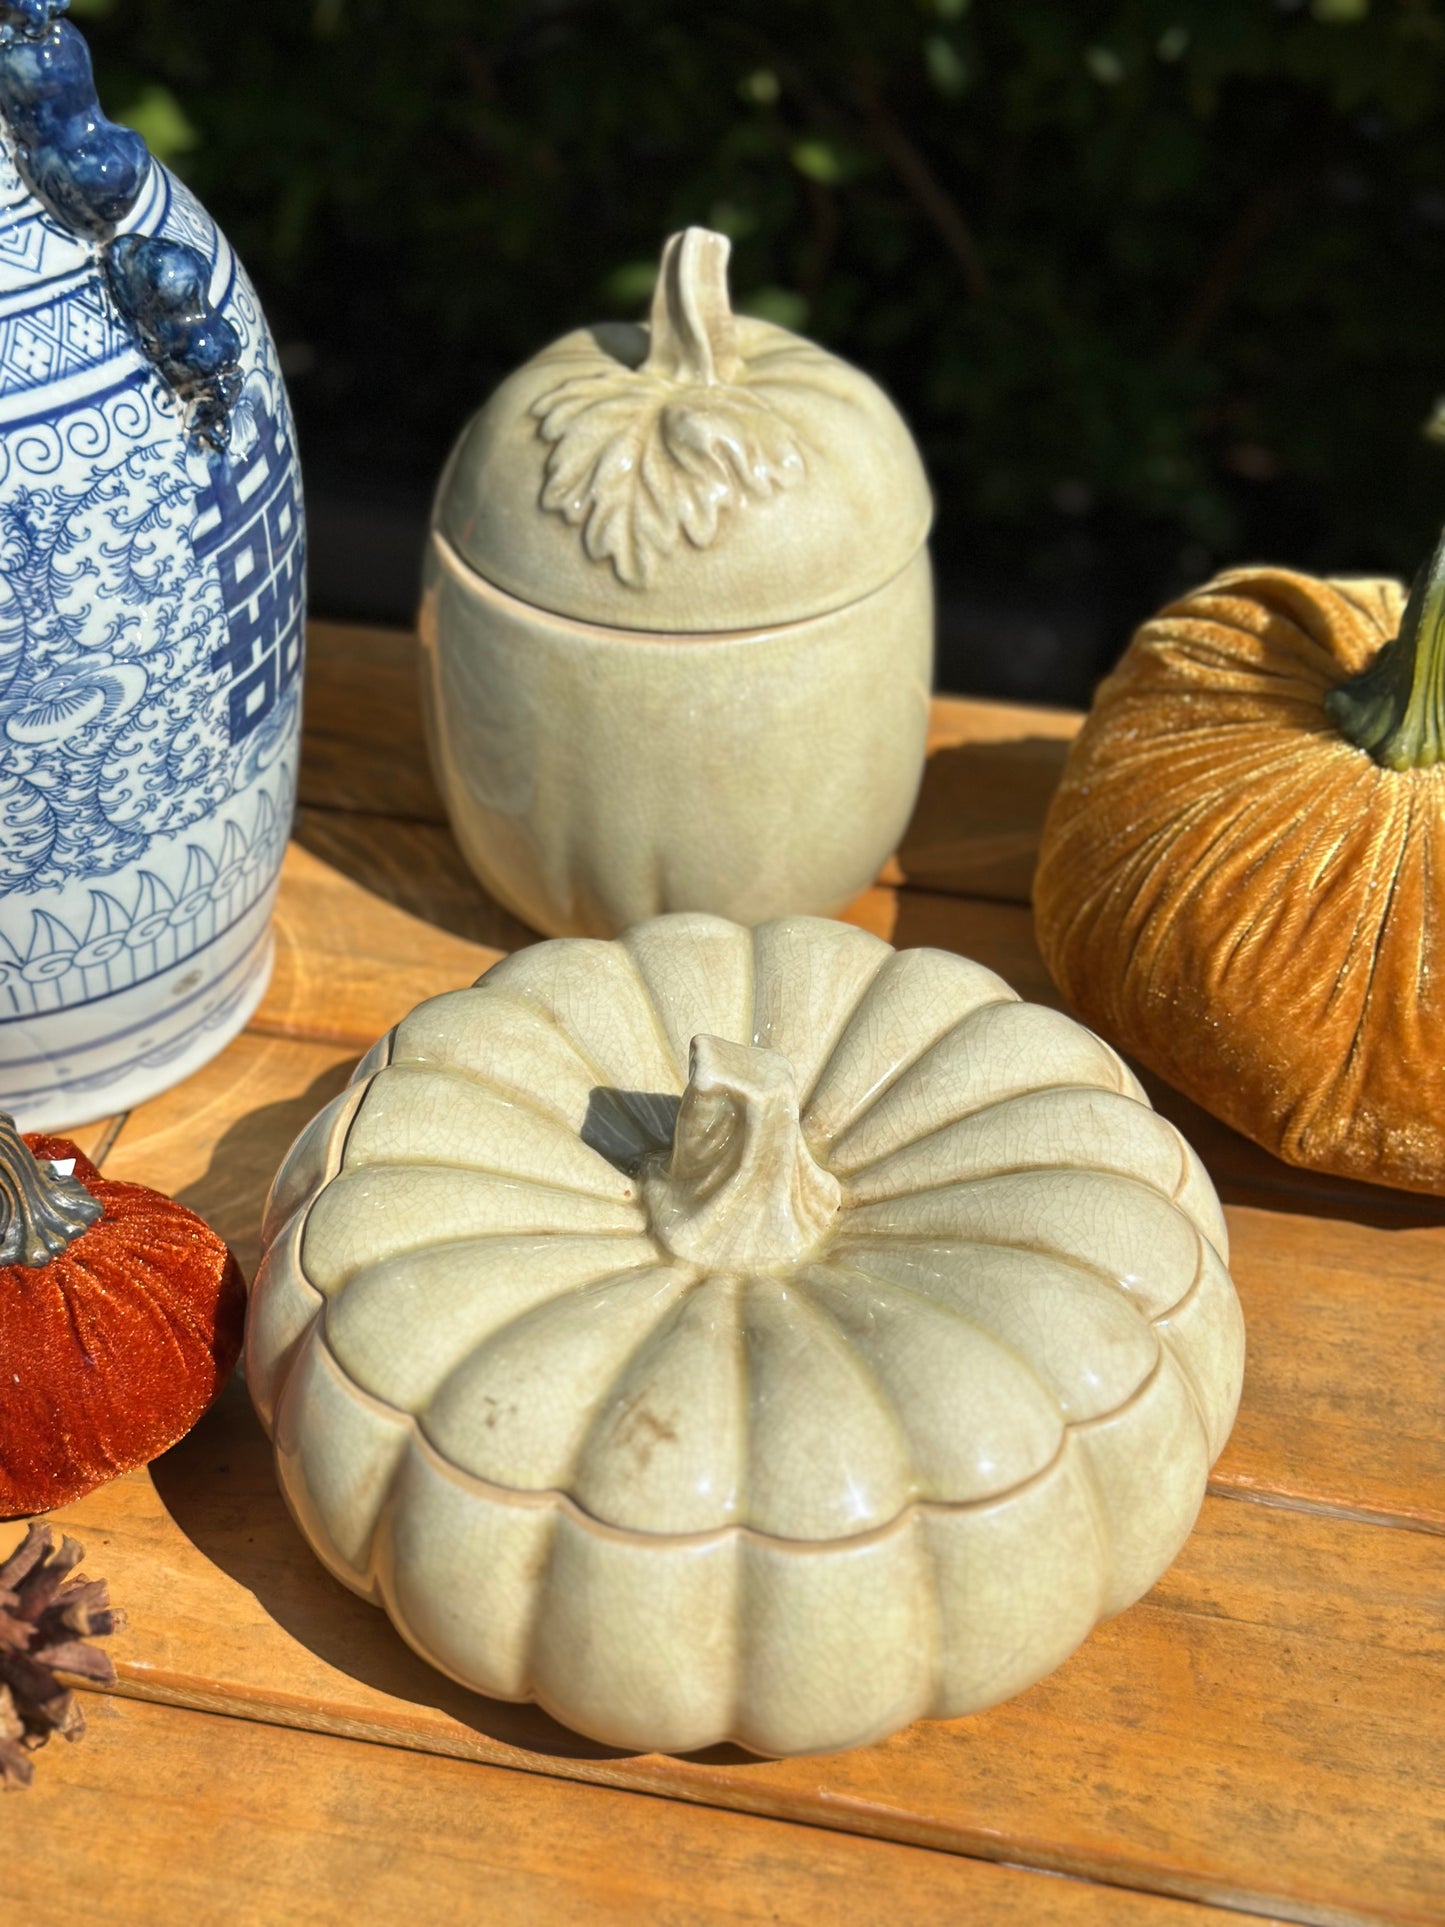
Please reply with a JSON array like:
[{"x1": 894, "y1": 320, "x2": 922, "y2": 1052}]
[
  {"x1": 0, "y1": 4, "x2": 304, "y2": 1129},
  {"x1": 422, "y1": 227, "x2": 932, "y2": 939}
]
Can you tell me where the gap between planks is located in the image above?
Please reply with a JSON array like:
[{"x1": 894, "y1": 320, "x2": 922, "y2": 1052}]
[
  {"x1": 1207, "y1": 1480, "x2": 1445, "y2": 1539},
  {"x1": 7, "y1": 1692, "x2": 1283, "y2": 1927}
]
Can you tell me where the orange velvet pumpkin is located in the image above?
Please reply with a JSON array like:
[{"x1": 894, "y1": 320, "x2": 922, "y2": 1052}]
[
  {"x1": 1034, "y1": 553, "x2": 1445, "y2": 1195},
  {"x1": 1, "y1": 1134, "x2": 245, "y2": 1517}
]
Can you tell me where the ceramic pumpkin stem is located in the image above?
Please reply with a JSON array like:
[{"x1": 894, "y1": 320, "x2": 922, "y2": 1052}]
[
  {"x1": 1325, "y1": 527, "x2": 1445, "y2": 768},
  {"x1": 0, "y1": 1113, "x2": 102, "y2": 1268},
  {"x1": 641, "y1": 1034, "x2": 841, "y2": 1269},
  {"x1": 642, "y1": 228, "x2": 744, "y2": 386}
]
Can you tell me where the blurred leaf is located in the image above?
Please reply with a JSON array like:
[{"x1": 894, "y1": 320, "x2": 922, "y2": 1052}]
[
  {"x1": 739, "y1": 68, "x2": 780, "y2": 104},
  {"x1": 790, "y1": 138, "x2": 859, "y2": 185},
  {"x1": 739, "y1": 286, "x2": 809, "y2": 330},
  {"x1": 601, "y1": 259, "x2": 661, "y2": 310},
  {"x1": 708, "y1": 199, "x2": 759, "y2": 240},
  {"x1": 1084, "y1": 45, "x2": 1126, "y2": 85},
  {"x1": 113, "y1": 83, "x2": 199, "y2": 163},
  {"x1": 924, "y1": 35, "x2": 970, "y2": 97}
]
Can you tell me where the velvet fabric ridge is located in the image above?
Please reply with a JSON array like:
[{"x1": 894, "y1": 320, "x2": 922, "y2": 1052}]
[
  {"x1": 1, "y1": 1136, "x2": 245, "y2": 1517},
  {"x1": 1033, "y1": 569, "x2": 1445, "y2": 1195}
]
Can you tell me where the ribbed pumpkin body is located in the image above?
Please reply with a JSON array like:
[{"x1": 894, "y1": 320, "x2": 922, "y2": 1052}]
[
  {"x1": 1032, "y1": 566, "x2": 1445, "y2": 1193},
  {"x1": 248, "y1": 913, "x2": 1244, "y2": 1757}
]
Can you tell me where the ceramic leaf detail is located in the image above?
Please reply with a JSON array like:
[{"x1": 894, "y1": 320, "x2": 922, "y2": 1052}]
[
  {"x1": 531, "y1": 368, "x2": 806, "y2": 588},
  {"x1": 530, "y1": 229, "x2": 808, "y2": 587}
]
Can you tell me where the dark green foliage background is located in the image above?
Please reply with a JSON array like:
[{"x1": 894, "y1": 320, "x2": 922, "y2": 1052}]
[{"x1": 70, "y1": 0, "x2": 1445, "y2": 688}]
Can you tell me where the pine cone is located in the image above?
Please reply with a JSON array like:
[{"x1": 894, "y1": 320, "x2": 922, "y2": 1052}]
[{"x1": 0, "y1": 1524, "x2": 126, "y2": 1789}]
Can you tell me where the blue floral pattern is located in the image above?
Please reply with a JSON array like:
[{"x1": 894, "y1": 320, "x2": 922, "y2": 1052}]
[
  {"x1": 0, "y1": 373, "x2": 297, "y2": 898},
  {"x1": 0, "y1": 19, "x2": 303, "y2": 1120}
]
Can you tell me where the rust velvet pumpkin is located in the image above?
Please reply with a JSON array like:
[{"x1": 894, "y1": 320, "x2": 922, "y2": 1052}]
[
  {"x1": 1034, "y1": 541, "x2": 1445, "y2": 1195},
  {"x1": 0, "y1": 1124, "x2": 245, "y2": 1517}
]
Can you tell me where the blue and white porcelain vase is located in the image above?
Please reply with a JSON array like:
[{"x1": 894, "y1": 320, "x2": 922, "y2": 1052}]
[{"x1": 0, "y1": 3, "x2": 304, "y2": 1129}]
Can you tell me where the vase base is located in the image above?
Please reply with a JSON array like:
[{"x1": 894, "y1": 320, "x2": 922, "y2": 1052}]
[{"x1": 4, "y1": 927, "x2": 276, "y2": 1135}]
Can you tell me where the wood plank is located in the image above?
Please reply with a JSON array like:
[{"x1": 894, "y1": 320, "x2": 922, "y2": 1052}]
[
  {"x1": 884, "y1": 696, "x2": 1082, "y2": 903},
  {"x1": 926, "y1": 692, "x2": 1083, "y2": 753},
  {"x1": 17, "y1": 622, "x2": 1428, "y2": 1923},
  {"x1": 302, "y1": 621, "x2": 444, "y2": 822},
  {"x1": 16, "y1": 1387, "x2": 1440, "y2": 1927},
  {"x1": 254, "y1": 840, "x2": 502, "y2": 1050},
  {"x1": 99, "y1": 1031, "x2": 360, "y2": 1280},
  {"x1": 1215, "y1": 1204, "x2": 1445, "y2": 1533},
  {"x1": 46, "y1": 1113, "x2": 125, "y2": 1163},
  {"x1": 7, "y1": 1695, "x2": 1265, "y2": 1927},
  {"x1": 294, "y1": 805, "x2": 537, "y2": 957}
]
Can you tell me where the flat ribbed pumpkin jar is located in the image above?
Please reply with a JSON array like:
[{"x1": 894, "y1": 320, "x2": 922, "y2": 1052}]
[
  {"x1": 247, "y1": 914, "x2": 1245, "y2": 1758},
  {"x1": 420, "y1": 227, "x2": 934, "y2": 938}
]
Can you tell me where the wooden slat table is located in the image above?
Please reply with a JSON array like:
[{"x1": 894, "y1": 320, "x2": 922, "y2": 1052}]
[{"x1": 7, "y1": 623, "x2": 1443, "y2": 1927}]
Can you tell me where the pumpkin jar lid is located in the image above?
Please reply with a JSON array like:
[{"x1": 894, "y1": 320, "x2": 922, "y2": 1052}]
[{"x1": 434, "y1": 228, "x2": 933, "y2": 634}]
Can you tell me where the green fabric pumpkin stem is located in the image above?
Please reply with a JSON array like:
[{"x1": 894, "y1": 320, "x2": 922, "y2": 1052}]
[{"x1": 1326, "y1": 527, "x2": 1445, "y2": 768}]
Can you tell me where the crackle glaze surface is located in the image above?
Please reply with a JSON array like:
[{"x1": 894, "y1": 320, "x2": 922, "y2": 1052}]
[
  {"x1": 0, "y1": 21, "x2": 303, "y2": 1128},
  {"x1": 423, "y1": 228, "x2": 933, "y2": 939},
  {"x1": 248, "y1": 914, "x2": 1245, "y2": 1759}
]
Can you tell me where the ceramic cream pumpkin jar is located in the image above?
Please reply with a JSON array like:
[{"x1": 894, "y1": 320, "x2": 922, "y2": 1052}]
[
  {"x1": 0, "y1": 5, "x2": 305, "y2": 1129},
  {"x1": 248, "y1": 914, "x2": 1245, "y2": 1758},
  {"x1": 420, "y1": 228, "x2": 933, "y2": 938}
]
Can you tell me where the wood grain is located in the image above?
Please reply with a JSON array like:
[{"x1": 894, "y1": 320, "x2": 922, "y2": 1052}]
[
  {"x1": 18, "y1": 622, "x2": 1436, "y2": 1924},
  {"x1": 1215, "y1": 1204, "x2": 1445, "y2": 1533},
  {"x1": 7, "y1": 1695, "x2": 1274, "y2": 1927},
  {"x1": 254, "y1": 840, "x2": 502, "y2": 1050},
  {"x1": 302, "y1": 621, "x2": 444, "y2": 822},
  {"x1": 14, "y1": 1383, "x2": 1441, "y2": 1927},
  {"x1": 294, "y1": 805, "x2": 537, "y2": 957},
  {"x1": 889, "y1": 695, "x2": 1082, "y2": 902},
  {"x1": 100, "y1": 1031, "x2": 361, "y2": 1281},
  {"x1": 56, "y1": 1113, "x2": 125, "y2": 1163}
]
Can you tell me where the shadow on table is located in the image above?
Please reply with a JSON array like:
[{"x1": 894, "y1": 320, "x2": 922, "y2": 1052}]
[
  {"x1": 150, "y1": 1379, "x2": 756, "y2": 1772},
  {"x1": 292, "y1": 808, "x2": 539, "y2": 956},
  {"x1": 170, "y1": 1060, "x2": 359, "y2": 1280},
  {"x1": 895, "y1": 735, "x2": 1073, "y2": 905}
]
